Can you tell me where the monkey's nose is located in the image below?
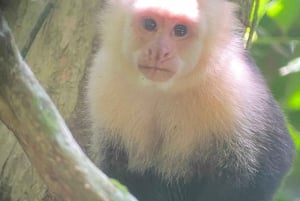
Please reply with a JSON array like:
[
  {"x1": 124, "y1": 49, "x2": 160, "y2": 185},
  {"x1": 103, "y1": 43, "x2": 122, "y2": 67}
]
[
  {"x1": 148, "y1": 47, "x2": 171, "y2": 63},
  {"x1": 156, "y1": 50, "x2": 170, "y2": 61}
]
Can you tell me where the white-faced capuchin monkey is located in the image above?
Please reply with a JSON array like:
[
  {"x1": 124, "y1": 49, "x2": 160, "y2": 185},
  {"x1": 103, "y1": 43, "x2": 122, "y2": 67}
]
[{"x1": 87, "y1": 0, "x2": 294, "y2": 200}]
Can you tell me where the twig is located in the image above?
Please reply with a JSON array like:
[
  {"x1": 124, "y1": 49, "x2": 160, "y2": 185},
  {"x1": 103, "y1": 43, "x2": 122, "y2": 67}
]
[
  {"x1": 21, "y1": 0, "x2": 56, "y2": 57},
  {"x1": 246, "y1": 0, "x2": 259, "y2": 49}
]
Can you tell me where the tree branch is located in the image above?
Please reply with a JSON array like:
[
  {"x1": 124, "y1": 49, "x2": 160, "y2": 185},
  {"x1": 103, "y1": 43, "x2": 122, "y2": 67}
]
[{"x1": 0, "y1": 12, "x2": 137, "y2": 201}]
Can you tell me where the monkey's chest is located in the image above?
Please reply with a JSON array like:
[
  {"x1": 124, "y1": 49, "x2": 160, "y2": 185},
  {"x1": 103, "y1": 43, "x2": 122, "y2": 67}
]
[{"x1": 97, "y1": 92, "x2": 238, "y2": 176}]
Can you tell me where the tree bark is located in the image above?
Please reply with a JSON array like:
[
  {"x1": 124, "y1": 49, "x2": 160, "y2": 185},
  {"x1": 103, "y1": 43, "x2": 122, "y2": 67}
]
[
  {"x1": 0, "y1": 6, "x2": 138, "y2": 201},
  {"x1": 0, "y1": 1, "x2": 101, "y2": 200}
]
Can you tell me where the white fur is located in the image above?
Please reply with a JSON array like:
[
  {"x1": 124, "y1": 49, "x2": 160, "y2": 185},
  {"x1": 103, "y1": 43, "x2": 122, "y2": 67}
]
[{"x1": 87, "y1": 0, "x2": 269, "y2": 180}]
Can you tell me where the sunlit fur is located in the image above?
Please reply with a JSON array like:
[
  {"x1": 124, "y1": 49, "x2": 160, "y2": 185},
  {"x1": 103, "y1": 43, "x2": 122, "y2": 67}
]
[{"x1": 88, "y1": 0, "x2": 277, "y2": 180}]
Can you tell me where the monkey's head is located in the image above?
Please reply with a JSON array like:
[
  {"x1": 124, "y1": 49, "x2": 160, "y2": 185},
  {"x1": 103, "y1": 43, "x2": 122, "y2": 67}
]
[
  {"x1": 127, "y1": 0, "x2": 205, "y2": 83},
  {"x1": 101, "y1": 0, "x2": 231, "y2": 88}
]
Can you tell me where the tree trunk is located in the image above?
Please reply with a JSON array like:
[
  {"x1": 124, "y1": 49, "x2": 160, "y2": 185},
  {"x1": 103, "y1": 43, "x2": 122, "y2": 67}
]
[{"x1": 0, "y1": 1, "x2": 100, "y2": 200}]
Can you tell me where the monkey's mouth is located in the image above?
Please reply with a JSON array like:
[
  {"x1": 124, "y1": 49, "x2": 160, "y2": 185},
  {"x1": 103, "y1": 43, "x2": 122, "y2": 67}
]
[{"x1": 138, "y1": 64, "x2": 175, "y2": 82}]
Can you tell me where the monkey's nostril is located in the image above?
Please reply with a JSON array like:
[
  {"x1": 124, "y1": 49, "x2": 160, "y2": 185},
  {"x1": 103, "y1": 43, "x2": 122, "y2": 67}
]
[{"x1": 148, "y1": 48, "x2": 171, "y2": 62}]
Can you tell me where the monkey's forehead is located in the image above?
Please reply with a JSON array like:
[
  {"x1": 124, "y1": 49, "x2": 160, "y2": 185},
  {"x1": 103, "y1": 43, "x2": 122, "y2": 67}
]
[{"x1": 133, "y1": 0, "x2": 199, "y2": 20}]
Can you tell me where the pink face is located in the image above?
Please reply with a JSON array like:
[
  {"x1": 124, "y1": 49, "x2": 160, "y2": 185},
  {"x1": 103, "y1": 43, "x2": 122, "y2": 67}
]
[{"x1": 132, "y1": 9, "x2": 198, "y2": 82}]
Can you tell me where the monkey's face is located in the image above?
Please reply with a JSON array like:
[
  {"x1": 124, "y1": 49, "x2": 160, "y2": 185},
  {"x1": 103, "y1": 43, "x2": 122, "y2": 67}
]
[{"x1": 123, "y1": 7, "x2": 203, "y2": 83}]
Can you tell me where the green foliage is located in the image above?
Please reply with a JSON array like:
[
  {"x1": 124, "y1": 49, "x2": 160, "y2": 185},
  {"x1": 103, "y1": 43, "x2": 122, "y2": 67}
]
[
  {"x1": 250, "y1": 0, "x2": 300, "y2": 200},
  {"x1": 267, "y1": 0, "x2": 300, "y2": 32},
  {"x1": 289, "y1": 125, "x2": 300, "y2": 150},
  {"x1": 110, "y1": 179, "x2": 130, "y2": 193}
]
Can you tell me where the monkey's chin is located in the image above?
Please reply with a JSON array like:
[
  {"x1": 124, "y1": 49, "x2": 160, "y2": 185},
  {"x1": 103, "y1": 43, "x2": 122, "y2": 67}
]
[{"x1": 138, "y1": 65, "x2": 175, "y2": 82}]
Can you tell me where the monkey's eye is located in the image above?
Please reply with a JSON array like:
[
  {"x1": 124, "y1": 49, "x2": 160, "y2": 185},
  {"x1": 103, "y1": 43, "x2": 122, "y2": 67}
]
[
  {"x1": 174, "y1": 24, "x2": 188, "y2": 37},
  {"x1": 143, "y1": 18, "x2": 157, "y2": 31}
]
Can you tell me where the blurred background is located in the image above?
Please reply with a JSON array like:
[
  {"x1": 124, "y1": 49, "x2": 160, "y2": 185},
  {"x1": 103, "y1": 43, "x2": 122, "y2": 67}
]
[{"x1": 250, "y1": 0, "x2": 300, "y2": 200}]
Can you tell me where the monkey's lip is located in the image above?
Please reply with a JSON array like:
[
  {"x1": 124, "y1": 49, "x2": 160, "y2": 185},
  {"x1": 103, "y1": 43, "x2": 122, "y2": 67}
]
[
  {"x1": 139, "y1": 65, "x2": 172, "y2": 72},
  {"x1": 138, "y1": 64, "x2": 175, "y2": 82}
]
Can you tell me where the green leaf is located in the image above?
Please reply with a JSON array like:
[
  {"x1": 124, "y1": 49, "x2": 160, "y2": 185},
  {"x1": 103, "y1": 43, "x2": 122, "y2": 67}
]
[
  {"x1": 267, "y1": 0, "x2": 300, "y2": 33},
  {"x1": 287, "y1": 89, "x2": 300, "y2": 110},
  {"x1": 257, "y1": 0, "x2": 272, "y2": 21},
  {"x1": 288, "y1": 125, "x2": 300, "y2": 150},
  {"x1": 110, "y1": 179, "x2": 129, "y2": 193}
]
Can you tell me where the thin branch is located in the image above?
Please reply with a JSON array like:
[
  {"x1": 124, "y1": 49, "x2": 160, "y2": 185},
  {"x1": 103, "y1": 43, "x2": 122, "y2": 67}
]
[
  {"x1": 246, "y1": 0, "x2": 259, "y2": 49},
  {"x1": 21, "y1": 0, "x2": 56, "y2": 57}
]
